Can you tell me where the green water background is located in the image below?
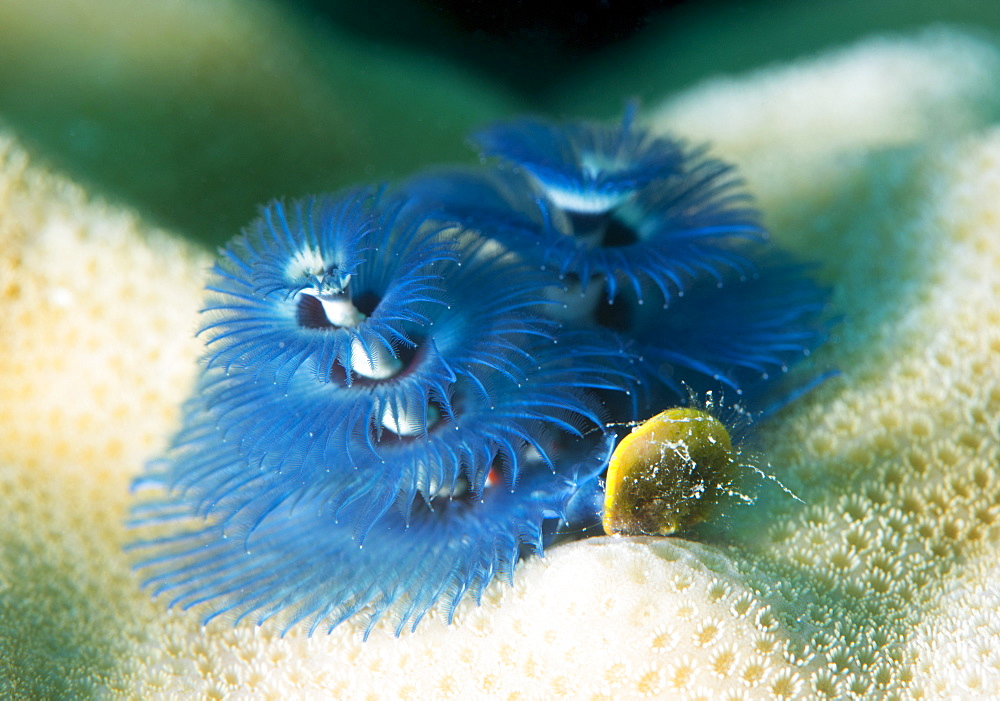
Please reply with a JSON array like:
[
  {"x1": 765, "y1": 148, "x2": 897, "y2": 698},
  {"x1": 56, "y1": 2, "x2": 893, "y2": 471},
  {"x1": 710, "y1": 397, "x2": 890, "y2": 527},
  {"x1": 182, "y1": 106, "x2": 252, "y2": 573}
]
[{"x1": 0, "y1": 0, "x2": 997, "y2": 246}]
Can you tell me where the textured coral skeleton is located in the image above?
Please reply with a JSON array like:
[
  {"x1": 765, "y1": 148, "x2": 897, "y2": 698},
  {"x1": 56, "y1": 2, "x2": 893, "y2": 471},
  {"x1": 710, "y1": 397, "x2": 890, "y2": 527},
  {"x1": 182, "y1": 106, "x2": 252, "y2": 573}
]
[
  {"x1": 126, "y1": 111, "x2": 826, "y2": 637},
  {"x1": 2, "y1": 20, "x2": 1000, "y2": 701}
]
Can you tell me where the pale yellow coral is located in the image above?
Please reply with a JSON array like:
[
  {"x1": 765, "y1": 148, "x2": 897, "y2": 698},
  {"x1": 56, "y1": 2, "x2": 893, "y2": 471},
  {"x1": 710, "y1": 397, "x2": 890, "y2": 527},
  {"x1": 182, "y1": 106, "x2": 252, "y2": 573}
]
[
  {"x1": 0, "y1": 133, "x2": 209, "y2": 698},
  {"x1": 651, "y1": 27, "x2": 1000, "y2": 221},
  {"x1": 2, "y1": 24, "x2": 1000, "y2": 701},
  {"x1": 115, "y1": 538, "x2": 810, "y2": 700},
  {"x1": 647, "y1": 29, "x2": 1000, "y2": 699},
  {"x1": 0, "y1": 138, "x2": 207, "y2": 490}
]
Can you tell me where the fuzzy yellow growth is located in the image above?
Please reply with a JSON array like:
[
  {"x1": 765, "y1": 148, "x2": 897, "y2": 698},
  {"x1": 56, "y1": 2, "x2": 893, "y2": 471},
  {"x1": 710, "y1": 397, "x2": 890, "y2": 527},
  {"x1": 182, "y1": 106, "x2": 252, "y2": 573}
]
[
  {"x1": 604, "y1": 408, "x2": 736, "y2": 537},
  {"x1": 3, "y1": 26, "x2": 1000, "y2": 701}
]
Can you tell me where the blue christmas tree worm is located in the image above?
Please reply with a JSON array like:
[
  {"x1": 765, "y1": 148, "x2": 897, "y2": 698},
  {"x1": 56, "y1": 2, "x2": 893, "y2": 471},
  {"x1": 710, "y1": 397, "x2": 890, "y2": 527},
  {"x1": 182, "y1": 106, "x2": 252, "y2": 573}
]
[{"x1": 128, "y1": 112, "x2": 827, "y2": 636}]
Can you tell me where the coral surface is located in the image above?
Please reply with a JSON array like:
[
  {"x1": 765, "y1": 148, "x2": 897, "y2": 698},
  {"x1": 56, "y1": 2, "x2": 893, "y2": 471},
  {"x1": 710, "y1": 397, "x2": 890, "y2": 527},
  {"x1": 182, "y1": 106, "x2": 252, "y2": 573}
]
[{"x1": 1, "y1": 24, "x2": 999, "y2": 701}]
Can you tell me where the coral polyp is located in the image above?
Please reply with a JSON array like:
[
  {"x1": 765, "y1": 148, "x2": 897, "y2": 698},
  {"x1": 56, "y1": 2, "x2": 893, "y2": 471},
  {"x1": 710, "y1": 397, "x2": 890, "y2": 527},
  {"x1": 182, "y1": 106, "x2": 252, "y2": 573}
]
[{"x1": 128, "y1": 111, "x2": 828, "y2": 636}]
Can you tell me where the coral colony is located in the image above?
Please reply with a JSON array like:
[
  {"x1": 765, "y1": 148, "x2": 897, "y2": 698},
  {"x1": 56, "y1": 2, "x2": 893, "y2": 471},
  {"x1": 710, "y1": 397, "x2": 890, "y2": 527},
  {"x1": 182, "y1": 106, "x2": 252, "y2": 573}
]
[{"x1": 128, "y1": 109, "x2": 828, "y2": 637}]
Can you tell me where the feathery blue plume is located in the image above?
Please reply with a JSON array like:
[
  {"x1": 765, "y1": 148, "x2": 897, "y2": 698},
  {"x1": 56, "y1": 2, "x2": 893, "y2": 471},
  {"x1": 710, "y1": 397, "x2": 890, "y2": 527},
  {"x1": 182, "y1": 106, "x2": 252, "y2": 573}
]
[
  {"x1": 470, "y1": 107, "x2": 766, "y2": 303},
  {"x1": 129, "y1": 110, "x2": 830, "y2": 637}
]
